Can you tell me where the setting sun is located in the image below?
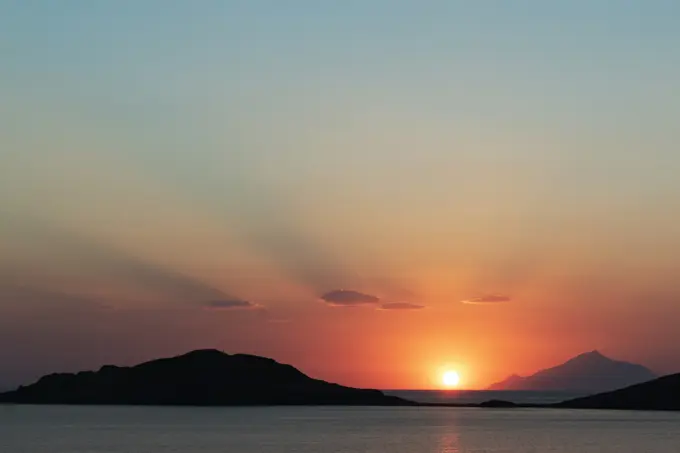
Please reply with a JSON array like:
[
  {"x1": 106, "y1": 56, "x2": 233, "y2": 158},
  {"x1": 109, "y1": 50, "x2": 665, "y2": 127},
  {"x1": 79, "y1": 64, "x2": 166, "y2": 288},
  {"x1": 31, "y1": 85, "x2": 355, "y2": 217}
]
[{"x1": 442, "y1": 370, "x2": 461, "y2": 388}]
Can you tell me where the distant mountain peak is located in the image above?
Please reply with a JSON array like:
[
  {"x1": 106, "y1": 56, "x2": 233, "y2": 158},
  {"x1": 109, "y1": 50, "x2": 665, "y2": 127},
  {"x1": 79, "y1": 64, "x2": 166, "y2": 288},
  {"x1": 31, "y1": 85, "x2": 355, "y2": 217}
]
[
  {"x1": 567, "y1": 350, "x2": 610, "y2": 364},
  {"x1": 488, "y1": 351, "x2": 656, "y2": 392},
  {"x1": 580, "y1": 350, "x2": 606, "y2": 358}
]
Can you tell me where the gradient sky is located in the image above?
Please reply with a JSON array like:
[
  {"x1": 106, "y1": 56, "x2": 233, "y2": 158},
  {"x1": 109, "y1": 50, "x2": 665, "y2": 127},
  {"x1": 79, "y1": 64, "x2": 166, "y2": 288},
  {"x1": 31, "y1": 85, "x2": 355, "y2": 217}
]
[{"x1": 1, "y1": 1, "x2": 680, "y2": 390}]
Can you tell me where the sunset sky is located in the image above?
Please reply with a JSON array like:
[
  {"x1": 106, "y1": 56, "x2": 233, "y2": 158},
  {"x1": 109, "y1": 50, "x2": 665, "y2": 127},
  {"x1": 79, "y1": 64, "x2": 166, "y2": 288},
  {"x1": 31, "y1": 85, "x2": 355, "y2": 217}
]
[{"x1": 2, "y1": 1, "x2": 680, "y2": 390}]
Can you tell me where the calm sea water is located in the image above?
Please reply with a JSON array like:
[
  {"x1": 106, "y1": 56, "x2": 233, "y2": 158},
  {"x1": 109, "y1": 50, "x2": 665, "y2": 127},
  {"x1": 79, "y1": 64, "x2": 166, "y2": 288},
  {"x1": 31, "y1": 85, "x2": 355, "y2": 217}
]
[{"x1": 1, "y1": 405, "x2": 679, "y2": 452}]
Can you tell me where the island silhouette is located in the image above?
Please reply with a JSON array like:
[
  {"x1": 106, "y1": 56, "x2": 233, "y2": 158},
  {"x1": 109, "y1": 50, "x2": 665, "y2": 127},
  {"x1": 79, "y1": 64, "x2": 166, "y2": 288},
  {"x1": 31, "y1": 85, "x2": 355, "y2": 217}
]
[
  {"x1": 555, "y1": 373, "x2": 680, "y2": 411},
  {"x1": 0, "y1": 349, "x2": 410, "y2": 406}
]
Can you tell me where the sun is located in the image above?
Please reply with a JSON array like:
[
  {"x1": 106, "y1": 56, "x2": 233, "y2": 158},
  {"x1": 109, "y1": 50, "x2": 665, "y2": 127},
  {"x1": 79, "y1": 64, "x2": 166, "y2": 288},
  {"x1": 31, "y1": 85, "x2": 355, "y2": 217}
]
[{"x1": 442, "y1": 370, "x2": 461, "y2": 388}]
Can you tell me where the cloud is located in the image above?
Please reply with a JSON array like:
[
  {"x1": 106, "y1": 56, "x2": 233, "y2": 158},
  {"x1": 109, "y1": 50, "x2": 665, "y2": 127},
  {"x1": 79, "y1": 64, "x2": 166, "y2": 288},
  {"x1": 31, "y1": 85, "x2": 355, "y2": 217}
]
[
  {"x1": 461, "y1": 294, "x2": 511, "y2": 304},
  {"x1": 378, "y1": 302, "x2": 425, "y2": 310},
  {"x1": 203, "y1": 299, "x2": 259, "y2": 310},
  {"x1": 320, "y1": 289, "x2": 380, "y2": 306}
]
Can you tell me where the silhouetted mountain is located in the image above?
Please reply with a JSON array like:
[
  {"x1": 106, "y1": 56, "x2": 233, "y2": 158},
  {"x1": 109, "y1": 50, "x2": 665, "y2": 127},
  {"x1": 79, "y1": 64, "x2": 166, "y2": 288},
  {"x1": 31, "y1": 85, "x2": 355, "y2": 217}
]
[
  {"x1": 488, "y1": 374, "x2": 525, "y2": 390},
  {"x1": 488, "y1": 351, "x2": 656, "y2": 392},
  {"x1": 556, "y1": 373, "x2": 680, "y2": 410},
  {"x1": 0, "y1": 349, "x2": 410, "y2": 406}
]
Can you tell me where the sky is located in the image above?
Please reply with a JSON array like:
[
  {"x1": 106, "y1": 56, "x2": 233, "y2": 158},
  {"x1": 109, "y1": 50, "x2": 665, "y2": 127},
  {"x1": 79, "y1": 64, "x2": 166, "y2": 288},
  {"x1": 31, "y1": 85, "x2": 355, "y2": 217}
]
[{"x1": 1, "y1": 1, "x2": 680, "y2": 390}]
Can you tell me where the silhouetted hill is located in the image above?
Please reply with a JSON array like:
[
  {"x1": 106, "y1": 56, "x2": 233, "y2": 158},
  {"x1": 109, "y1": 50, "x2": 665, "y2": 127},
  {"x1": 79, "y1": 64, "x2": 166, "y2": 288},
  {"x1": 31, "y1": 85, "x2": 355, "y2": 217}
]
[
  {"x1": 556, "y1": 373, "x2": 680, "y2": 410},
  {"x1": 0, "y1": 349, "x2": 410, "y2": 406},
  {"x1": 488, "y1": 351, "x2": 656, "y2": 392}
]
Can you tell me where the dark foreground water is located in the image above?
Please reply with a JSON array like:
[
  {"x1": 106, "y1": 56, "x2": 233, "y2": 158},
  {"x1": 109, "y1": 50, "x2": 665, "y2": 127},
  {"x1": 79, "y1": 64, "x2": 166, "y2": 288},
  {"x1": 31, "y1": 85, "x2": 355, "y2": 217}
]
[{"x1": 1, "y1": 405, "x2": 680, "y2": 452}]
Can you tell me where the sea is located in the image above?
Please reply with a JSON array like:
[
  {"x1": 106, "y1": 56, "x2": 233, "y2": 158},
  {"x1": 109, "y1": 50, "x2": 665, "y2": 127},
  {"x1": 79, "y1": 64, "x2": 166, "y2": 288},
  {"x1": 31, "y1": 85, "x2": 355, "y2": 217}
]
[{"x1": 2, "y1": 404, "x2": 680, "y2": 453}]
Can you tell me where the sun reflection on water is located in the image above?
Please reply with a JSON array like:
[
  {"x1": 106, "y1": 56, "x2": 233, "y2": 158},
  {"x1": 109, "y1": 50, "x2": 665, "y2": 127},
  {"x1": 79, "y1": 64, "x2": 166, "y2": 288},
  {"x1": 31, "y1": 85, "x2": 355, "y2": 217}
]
[{"x1": 437, "y1": 432, "x2": 461, "y2": 453}]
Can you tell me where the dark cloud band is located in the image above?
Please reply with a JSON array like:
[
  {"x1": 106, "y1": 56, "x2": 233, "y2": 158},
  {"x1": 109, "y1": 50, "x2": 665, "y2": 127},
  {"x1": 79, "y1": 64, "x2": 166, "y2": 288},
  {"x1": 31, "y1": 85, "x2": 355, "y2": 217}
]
[
  {"x1": 379, "y1": 302, "x2": 425, "y2": 310},
  {"x1": 320, "y1": 290, "x2": 379, "y2": 306},
  {"x1": 204, "y1": 299, "x2": 258, "y2": 310},
  {"x1": 461, "y1": 294, "x2": 511, "y2": 304}
]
